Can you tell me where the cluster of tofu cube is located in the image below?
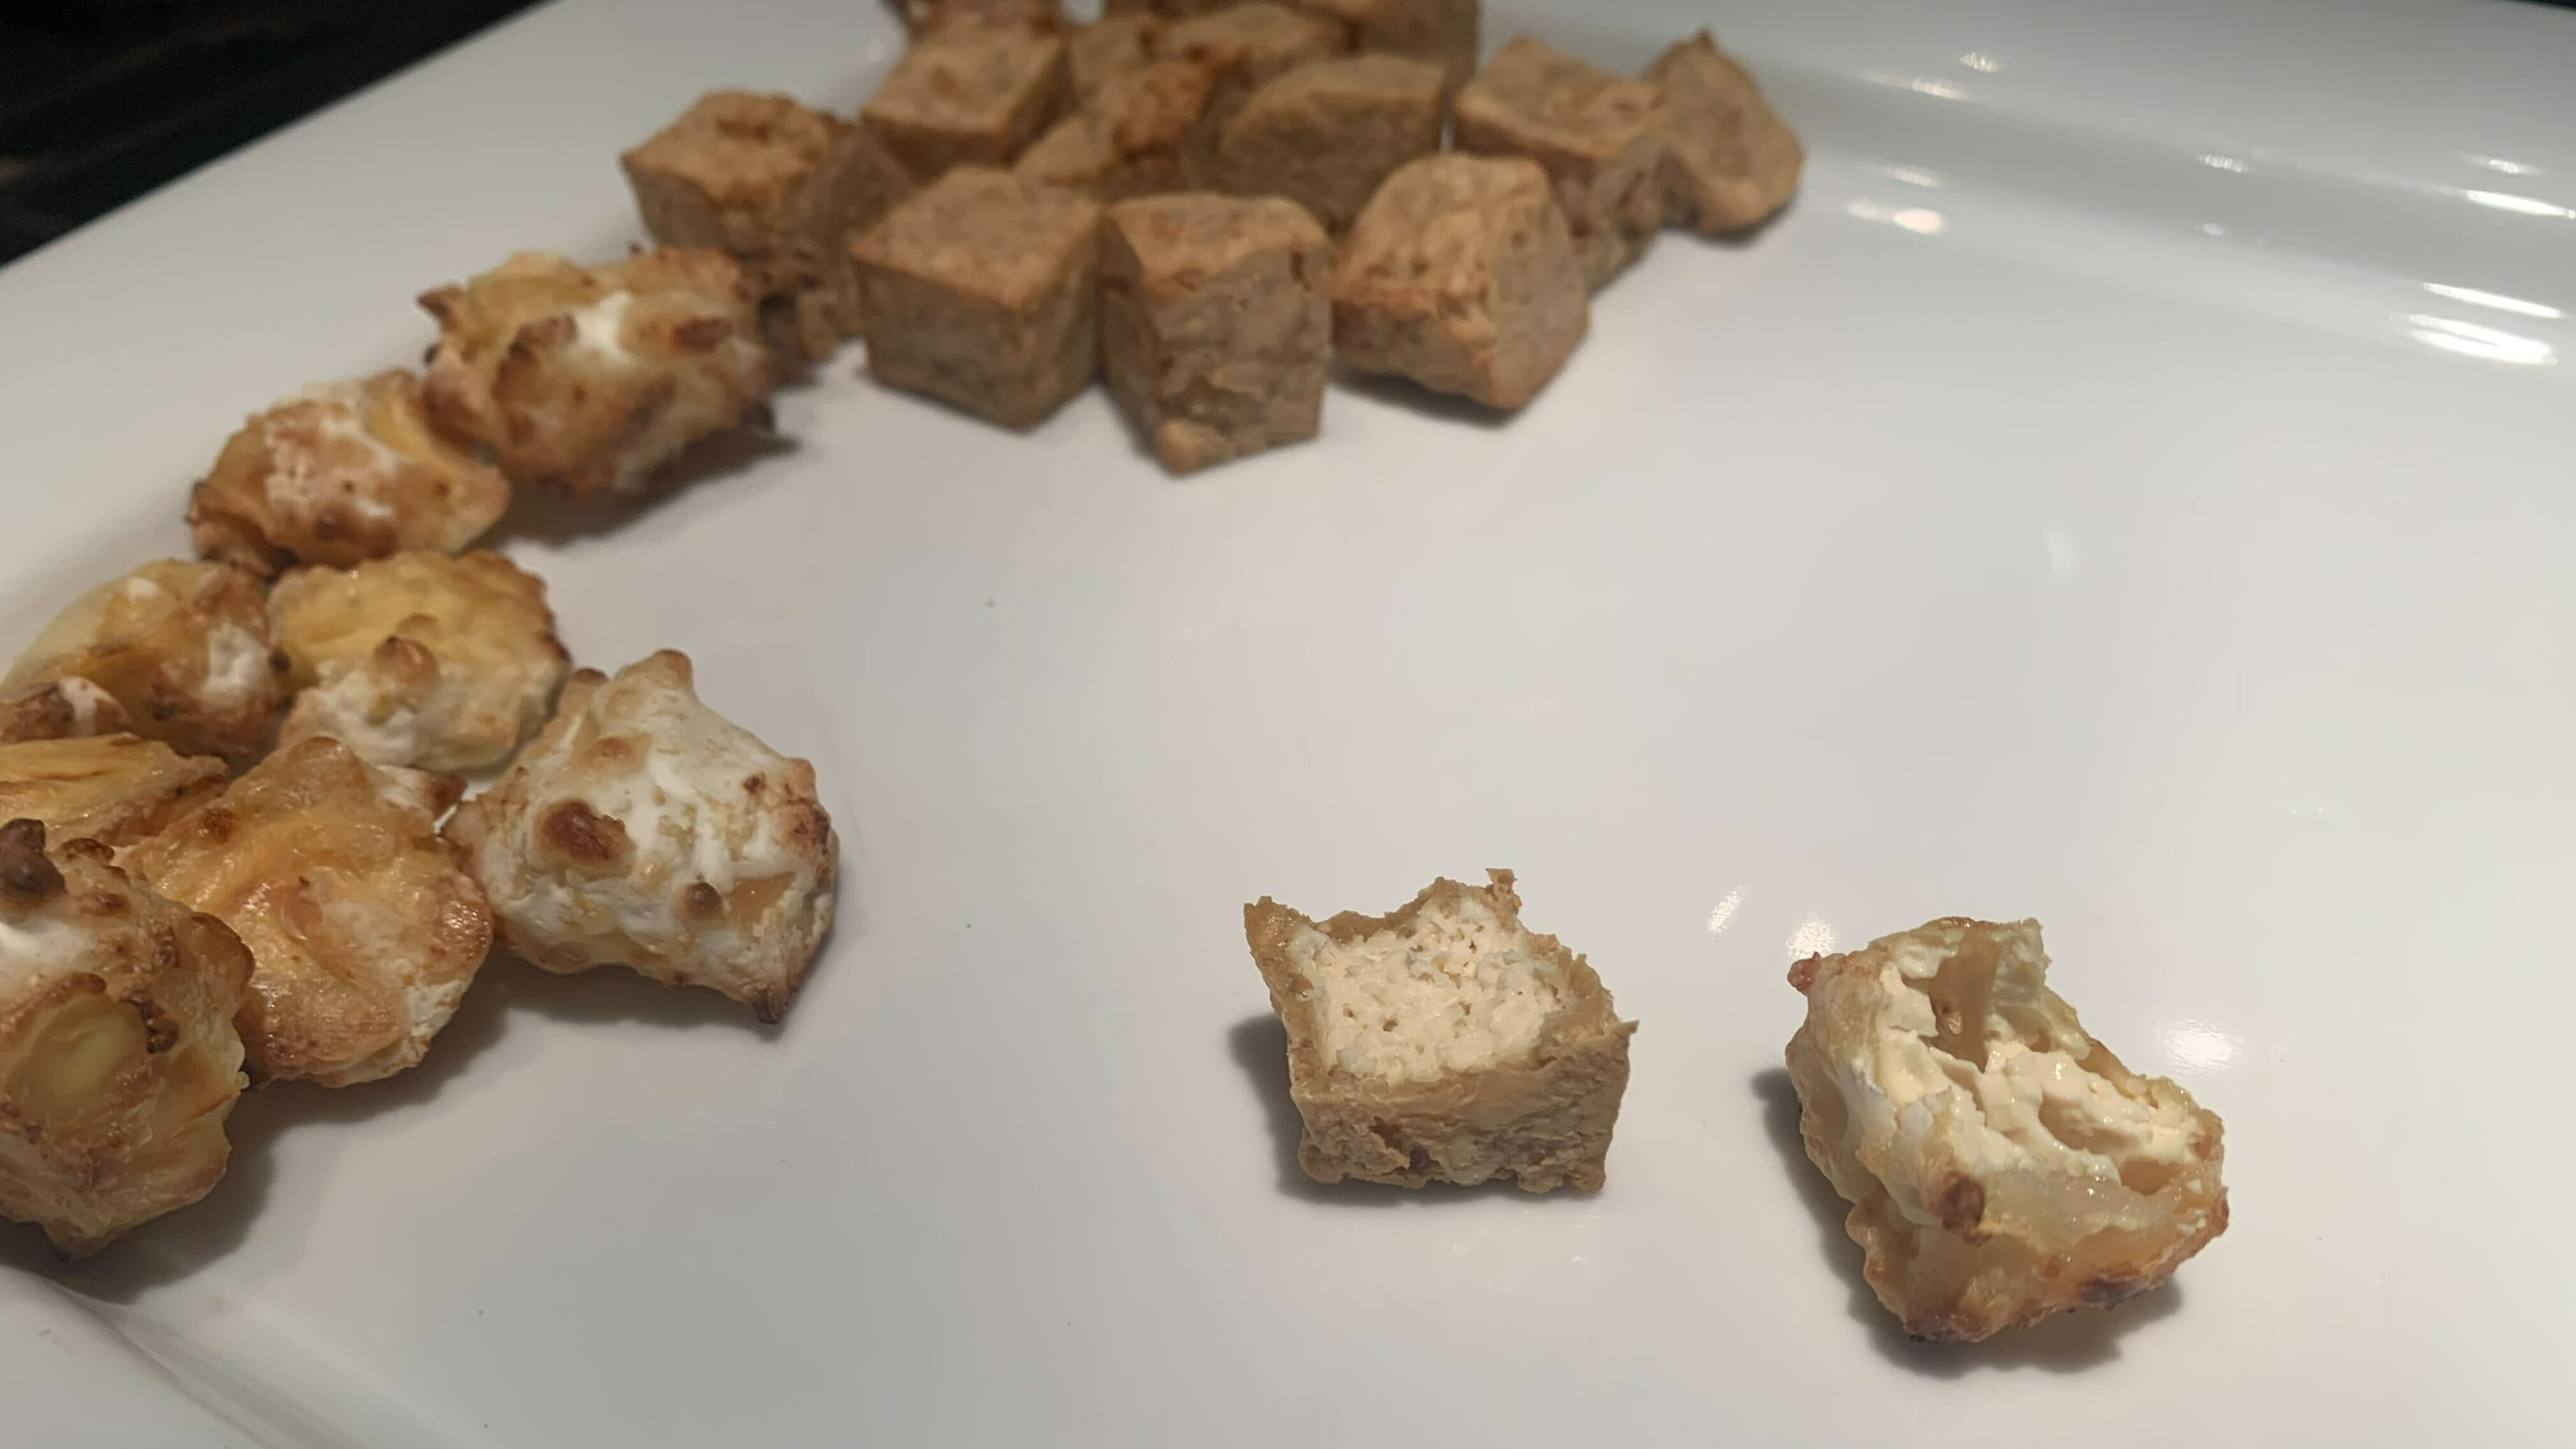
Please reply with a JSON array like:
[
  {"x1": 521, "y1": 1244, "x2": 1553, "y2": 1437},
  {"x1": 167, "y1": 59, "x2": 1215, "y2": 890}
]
[{"x1": 618, "y1": 0, "x2": 1803, "y2": 471}]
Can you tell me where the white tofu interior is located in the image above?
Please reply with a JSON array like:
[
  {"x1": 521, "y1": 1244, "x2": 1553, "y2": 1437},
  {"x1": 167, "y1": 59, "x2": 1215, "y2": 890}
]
[{"x1": 1286, "y1": 890, "x2": 1568, "y2": 1084}]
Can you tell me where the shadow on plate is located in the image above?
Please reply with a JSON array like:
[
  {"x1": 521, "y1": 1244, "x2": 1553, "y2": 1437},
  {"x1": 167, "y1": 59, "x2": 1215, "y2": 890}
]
[
  {"x1": 1326, "y1": 362, "x2": 1517, "y2": 431},
  {"x1": 1750, "y1": 1066, "x2": 2183, "y2": 1376},
  {"x1": 1227, "y1": 1014, "x2": 1561, "y2": 1208},
  {"x1": 488, "y1": 421, "x2": 799, "y2": 548}
]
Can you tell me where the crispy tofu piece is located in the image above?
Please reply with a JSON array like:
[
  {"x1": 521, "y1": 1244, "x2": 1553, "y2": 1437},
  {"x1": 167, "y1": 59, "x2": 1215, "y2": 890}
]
[
  {"x1": 621, "y1": 91, "x2": 918, "y2": 362},
  {"x1": 419, "y1": 249, "x2": 774, "y2": 496},
  {"x1": 862, "y1": 25, "x2": 1072, "y2": 180},
  {"x1": 269, "y1": 551, "x2": 569, "y2": 773},
  {"x1": 0, "y1": 820, "x2": 252, "y2": 1256},
  {"x1": 1101, "y1": 192, "x2": 1332, "y2": 473},
  {"x1": 1069, "y1": 13, "x2": 1163, "y2": 98},
  {"x1": 1211, "y1": 53, "x2": 1443, "y2": 231},
  {"x1": 1786, "y1": 918, "x2": 2230, "y2": 1342},
  {"x1": 445, "y1": 652, "x2": 836, "y2": 1023},
  {"x1": 188, "y1": 369, "x2": 511, "y2": 579},
  {"x1": 1291, "y1": 0, "x2": 1478, "y2": 100},
  {"x1": 121, "y1": 738, "x2": 492, "y2": 1087},
  {"x1": 849, "y1": 167, "x2": 1104, "y2": 427},
  {"x1": 1158, "y1": 4, "x2": 1347, "y2": 138},
  {"x1": 1, "y1": 560, "x2": 285, "y2": 768},
  {"x1": 1454, "y1": 36, "x2": 1669, "y2": 289},
  {"x1": 1332, "y1": 153, "x2": 1588, "y2": 408},
  {"x1": 1646, "y1": 31, "x2": 1802, "y2": 233},
  {"x1": 1014, "y1": 59, "x2": 1216, "y2": 201},
  {"x1": 1246, "y1": 870, "x2": 1636, "y2": 1192},
  {"x1": 0, "y1": 736, "x2": 226, "y2": 850}
]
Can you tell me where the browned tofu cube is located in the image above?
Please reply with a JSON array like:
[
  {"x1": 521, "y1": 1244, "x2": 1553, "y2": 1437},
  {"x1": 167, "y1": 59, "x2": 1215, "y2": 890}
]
[
  {"x1": 1211, "y1": 54, "x2": 1441, "y2": 231},
  {"x1": 1101, "y1": 193, "x2": 1331, "y2": 473},
  {"x1": 1646, "y1": 31, "x2": 1802, "y2": 233},
  {"x1": 1015, "y1": 59, "x2": 1215, "y2": 201},
  {"x1": 1158, "y1": 3, "x2": 1347, "y2": 137},
  {"x1": 1333, "y1": 154, "x2": 1586, "y2": 410},
  {"x1": 620, "y1": 91, "x2": 917, "y2": 360},
  {"x1": 1292, "y1": 0, "x2": 1478, "y2": 100},
  {"x1": 848, "y1": 167, "x2": 1104, "y2": 427},
  {"x1": 1070, "y1": 13, "x2": 1162, "y2": 97},
  {"x1": 862, "y1": 26, "x2": 1072, "y2": 180},
  {"x1": 1454, "y1": 36, "x2": 1669, "y2": 289}
]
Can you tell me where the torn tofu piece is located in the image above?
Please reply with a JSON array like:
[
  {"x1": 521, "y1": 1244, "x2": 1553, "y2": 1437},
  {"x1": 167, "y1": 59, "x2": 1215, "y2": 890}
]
[
  {"x1": 1246, "y1": 870, "x2": 1636, "y2": 1192},
  {"x1": 188, "y1": 370, "x2": 512, "y2": 579},
  {"x1": 1158, "y1": 4, "x2": 1347, "y2": 140},
  {"x1": 1454, "y1": 36, "x2": 1669, "y2": 289},
  {"x1": 0, "y1": 736, "x2": 227, "y2": 849},
  {"x1": 1211, "y1": 53, "x2": 1443, "y2": 231},
  {"x1": 418, "y1": 249, "x2": 775, "y2": 496},
  {"x1": 1070, "y1": 13, "x2": 1162, "y2": 98},
  {"x1": 886, "y1": 0, "x2": 1068, "y2": 36},
  {"x1": 1, "y1": 560, "x2": 286, "y2": 768},
  {"x1": 121, "y1": 738, "x2": 492, "y2": 1087},
  {"x1": 1290, "y1": 0, "x2": 1478, "y2": 101},
  {"x1": 0, "y1": 820, "x2": 252, "y2": 1256},
  {"x1": 1333, "y1": 153, "x2": 1588, "y2": 409},
  {"x1": 1646, "y1": 31, "x2": 1800, "y2": 233},
  {"x1": 445, "y1": 652, "x2": 836, "y2": 1023},
  {"x1": 269, "y1": 551, "x2": 569, "y2": 773},
  {"x1": 1014, "y1": 58, "x2": 1215, "y2": 201},
  {"x1": 1102, "y1": 192, "x2": 1331, "y2": 473},
  {"x1": 862, "y1": 24, "x2": 1072, "y2": 180},
  {"x1": 1786, "y1": 917, "x2": 2229, "y2": 1343},
  {"x1": 621, "y1": 91, "x2": 918, "y2": 362},
  {"x1": 850, "y1": 167, "x2": 1104, "y2": 428}
]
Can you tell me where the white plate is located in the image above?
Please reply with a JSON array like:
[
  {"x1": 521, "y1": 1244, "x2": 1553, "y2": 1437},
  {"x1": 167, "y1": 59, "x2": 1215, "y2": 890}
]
[{"x1": 5, "y1": 0, "x2": 2574, "y2": 1443}]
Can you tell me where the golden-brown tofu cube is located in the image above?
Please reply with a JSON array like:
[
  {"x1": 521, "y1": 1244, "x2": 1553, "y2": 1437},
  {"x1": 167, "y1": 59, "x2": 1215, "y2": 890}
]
[
  {"x1": 862, "y1": 25, "x2": 1072, "y2": 180},
  {"x1": 1454, "y1": 36, "x2": 1670, "y2": 289}
]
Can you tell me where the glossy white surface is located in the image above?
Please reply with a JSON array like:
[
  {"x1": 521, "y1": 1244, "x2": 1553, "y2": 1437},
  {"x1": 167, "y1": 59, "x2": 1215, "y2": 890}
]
[{"x1": 4, "y1": 0, "x2": 2574, "y2": 1443}]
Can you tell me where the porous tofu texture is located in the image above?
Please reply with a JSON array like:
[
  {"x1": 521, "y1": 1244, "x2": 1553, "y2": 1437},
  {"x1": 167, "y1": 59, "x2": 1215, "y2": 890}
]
[
  {"x1": 862, "y1": 25, "x2": 1072, "y2": 180},
  {"x1": 189, "y1": 369, "x2": 511, "y2": 579},
  {"x1": 1786, "y1": 918, "x2": 2228, "y2": 1342},
  {"x1": 1454, "y1": 35, "x2": 1669, "y2": 289},
  {"x1": 1291, "y1": 0, "x2": 1479, "y2": 97},
  {"x1": 1213, "y1": 52, "x2": 1443, "y2": 231},
  {"x1": 1159, "y1": 3, "x2": 1347, "y2": 134},
  {"x1": 850, "y1": 167, "x2": 1104, "y2": 427},
  {"x1": 1101, "y1": 192, "x2": 1331, "y2": 473},
  {"x1": 1646, "y1": 31, "x2": 1802, "y2": 233},
  {"x1": 1014, "y1": 59, "x2": 1215, "y2": 201},
  {"x1": 1333, "y1": 153, "x2": 1588, "y2": 409},
  {"x1": 1248, "y1": 871, "x2": 1636, "y2": 1192},
  {"x1": 1070, "y1": 13, "x2": 1162, "y2": 97}
]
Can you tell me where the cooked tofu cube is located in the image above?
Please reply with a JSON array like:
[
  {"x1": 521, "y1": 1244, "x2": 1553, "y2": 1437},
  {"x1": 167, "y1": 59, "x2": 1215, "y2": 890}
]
[
  {"x1": 862, "y1": 24, "x2": 1072, "y2": 180},
  {"x1": 1291, "y1": 0, "x2": 1478, "y2": 100},
  {"x1": 1646, "y1": 31, "x2": 1802, "y2": 233},
  {"x1": 445, "y1": 651, "x2": 836, "y2": 1024},
  {"x1": 848, "y1": 167, "x2": 1105, "y2": 428},
  {"x1": 1015, "y1": 59, "x2": 1216, "y2": 200},
  {"x1": 1331, "y1": 153, "x2": 1588, "y2": 408},
  {"x1": 1454, "y1": 36, "x2": 1669, "y2": 288},
  {"x1": 1211, "y1": 53, "x2": 1443, "y2": 231},
  {"x1": 1158, "y1": 3, "x2": 1347, "y2": 137},
  {"x1": 1101, "y1": 192, "x2": 1332, "y2": 473},
  {"x1": 189, "y1": 369, "x2": 511, "y2": 580},
  {"x1": 1246, "y1": 870, "x2": 1637, "y2": 1192}
]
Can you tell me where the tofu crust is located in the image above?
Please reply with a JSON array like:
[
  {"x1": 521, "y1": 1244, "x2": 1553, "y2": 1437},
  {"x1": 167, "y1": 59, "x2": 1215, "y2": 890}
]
[{"x1": 1246, "y1": 870, "x2": 1636, "y2": 1192}]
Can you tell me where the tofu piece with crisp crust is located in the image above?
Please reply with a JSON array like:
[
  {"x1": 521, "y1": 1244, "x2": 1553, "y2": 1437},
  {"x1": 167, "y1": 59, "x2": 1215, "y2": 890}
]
[
  {"x1": 0, "y1": 820, "x2": 252, "y2": 1256},
  {"x1": 1454, "y1": 36, "x2": 1669, "y2": 289},
  {"x1": 1646, "y1": 31, "x2": 1802, "y2": 234},
  {"x1": 1786, "y1": 917, "x2": 2229, "y2": 1342},
  {"x1": 1069, "y1": 13, "x2": 1162, "y2": 98},
  {"x1": 1211, "y1": 53, "x2": 1443, "y2": 231},
  {"x1": 188, "y1": 369, "x2": 511, "y2": 579},
  {"x1": 418, "y1": 249, "x2": 775, "y2": 496},
  {"x1": 1333, "y1": 153, "x2": 1588, "y2": 409},
  {"x1": 1102, "y1": 192, "x2": 1331, "y2": 473},
  {"x1": 445, "y1": 652, "x2": 836, "y2": 1023},
  {"x1": 1014, "y1": 59, "x2": 1215, "y2": 201},
  {"x1": 1246, "y1": 871, "x2": 1636, "y2": 1192},
  {"x1": 1291, "y1": 0, "x2": 1478, "y2": 100},
  {"x1": 1158, "y1": 4, "x2": 1347, "y2": 139},
  {"x1": 1, "y1": 560, "x2": 286, "y2": 768},
  {"x1": 269, "y1": 551, "x2": 569, "y2": 773},
  {"x1": 621, "y1": 91, "x2": 918, "y2": 362},
  {"x1": 850, "y1": 167, "x2": 1104, "y2": 428},
  {"x1": 862, "y1": 25, "x2": 1072, "y2": 181},
  {"x1": 0, "y1": 735, "x2": 227, "y2": 849},
  {"x1": 120, "y1": 737, "x2": 491, "y2": 1087}
]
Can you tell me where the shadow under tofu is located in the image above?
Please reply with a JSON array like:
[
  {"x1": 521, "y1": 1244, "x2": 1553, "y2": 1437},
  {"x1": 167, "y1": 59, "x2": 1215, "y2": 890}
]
[
  {"x1": 1326, "y1": 362, "x2": 1518, "y2": 431},
  {"x1": 1751, "y1": 1066, "x2": 2183, "y2": 1375},
  {"x1": 1228, "y1": 1014, "x2": 1577, "y2": 1209},
  {"x1": 477, "y1": 949, "x2": 786, "y2": 1038},
  {"x1": 488, "y1": 420, "x2": 799, "y2": 548}
]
